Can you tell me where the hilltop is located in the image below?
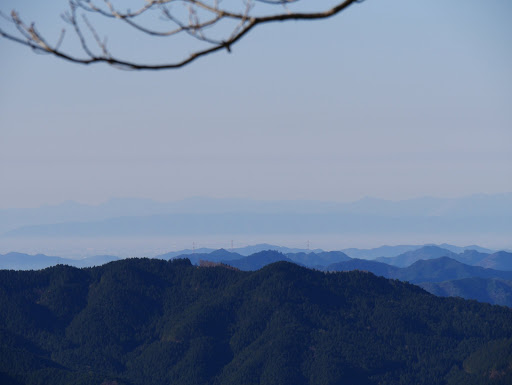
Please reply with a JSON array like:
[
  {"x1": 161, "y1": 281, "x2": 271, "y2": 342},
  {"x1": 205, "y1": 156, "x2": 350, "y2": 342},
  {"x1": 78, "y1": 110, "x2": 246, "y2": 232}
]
[{"x1": 0, "y1": 258, "x2": 511, "y2": 385}]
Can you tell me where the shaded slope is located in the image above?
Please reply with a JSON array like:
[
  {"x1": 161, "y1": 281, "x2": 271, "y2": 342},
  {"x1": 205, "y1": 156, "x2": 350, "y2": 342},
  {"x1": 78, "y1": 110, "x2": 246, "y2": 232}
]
[
  {"x1": 328, "y1": 257, "x2": 512, "y2": 283},
  {"x1": 376, "y1": 246, "x2": 457, "y2": 267},
  {"x1": 420, "y1": 278, "x2": 512, "y2": 307},
  {"x1": 340, "y1": 245, "x2": 421, "y2": 259},
  {"x1": 399, "y1": 257, "x2": 512, "y2": 283},
  {"x1": 326, "y1": 258, "x2": 400, "y2": 277},
  {"x1": 477, "y1": 251, "x2": 512, "y2": 271},
  {"x1": 286, "y1": 251, "x2": 351, "y2": 268},
  {"x1": 452, "y1": 249, "x2": 490, "y2": 265}
]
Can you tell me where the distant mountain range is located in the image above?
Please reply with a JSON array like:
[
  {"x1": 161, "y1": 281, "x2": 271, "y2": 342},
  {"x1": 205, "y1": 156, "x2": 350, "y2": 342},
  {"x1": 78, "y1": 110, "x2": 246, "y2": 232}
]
[
  {"x1": 327, "y1": 256, "x2": 512, "y2": 283},
  {"x1": 2, "y1": 244, "x2": 510, "y2": 271},
  {"x1": 159, "y1": 249, "x2": 244, "y2": 266},
  {"x1": 3, "y1": 243, "x2": 512, "y2": 306},
  {"x1": 2, "y1": 194, "x2": 511, "y2": 238},
  {"x1": 339, "y1": 244, "x2": 494, "y2": 260},
  {"x1": 155, "y1": 243, "x2": 325, "y2": 260},
  {"x1": 212, "y1": 247, "x2": 512, "y2": 306},
  {"x1": 0, "y1": 252, "x2": 119, "y2": 270},
  {"x1": 477, "y1": 251, "x2": 512, "y2": 270},
  {"x1": 220, "y1": 250, "x2": 296, "y2": 271},
  {"x1": 324, "y1": 252, "x2": 512, "y2": 307},
  {"x1": 6, "y1": 212, "x2": 512, "y2": 237},
  {"x1": 375, "y1": 245, "x2": 512, "y2": 270},
  {"x1": 375, "y1": 245, "x2": 459, "y2": 267},
  {"x1": 374, "y1": 245, "x2": 495, "y2": 267}
]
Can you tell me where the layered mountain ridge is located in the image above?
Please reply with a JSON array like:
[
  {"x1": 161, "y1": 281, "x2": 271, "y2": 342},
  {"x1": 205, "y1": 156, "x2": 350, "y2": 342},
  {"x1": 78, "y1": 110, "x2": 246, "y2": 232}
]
[
  {"x1": 1, "y1": 258, "x2": 512, "y2": 385},
  {"x1": 2, "y1": 245, "x2": 512, "y2": 306}
]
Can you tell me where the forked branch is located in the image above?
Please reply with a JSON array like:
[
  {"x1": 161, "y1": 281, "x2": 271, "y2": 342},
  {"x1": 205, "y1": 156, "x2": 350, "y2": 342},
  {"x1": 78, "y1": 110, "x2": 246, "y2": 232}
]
[{"x1": 0, "y1": 0, "x2": 364, "y2": 70}]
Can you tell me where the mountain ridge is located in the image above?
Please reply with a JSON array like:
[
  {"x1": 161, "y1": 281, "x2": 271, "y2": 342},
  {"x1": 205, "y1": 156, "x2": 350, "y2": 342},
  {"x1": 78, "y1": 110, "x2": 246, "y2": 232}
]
[
  {"x1": 1, "y1": 258, "x2": 511, "y2": 385},
  {"x1": 328, "y1": 256, "x2": 512, "y2": 283}
]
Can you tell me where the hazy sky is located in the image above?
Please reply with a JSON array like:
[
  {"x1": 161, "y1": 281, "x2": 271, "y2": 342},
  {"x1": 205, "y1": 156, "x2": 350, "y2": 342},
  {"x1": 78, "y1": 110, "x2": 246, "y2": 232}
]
[{"x1": 1, "y1": 0, "x2": 511, "y2": 209}]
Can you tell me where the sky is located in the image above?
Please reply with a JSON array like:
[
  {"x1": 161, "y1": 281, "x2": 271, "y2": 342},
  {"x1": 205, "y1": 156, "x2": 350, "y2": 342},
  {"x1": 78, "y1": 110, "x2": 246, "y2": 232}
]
[{"x1": 1, "y1": 0, "x2": 511, "y2": 209}]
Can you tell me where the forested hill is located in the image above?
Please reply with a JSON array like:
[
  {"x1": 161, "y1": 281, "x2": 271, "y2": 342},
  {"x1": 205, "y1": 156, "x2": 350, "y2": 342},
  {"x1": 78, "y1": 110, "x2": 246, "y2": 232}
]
[{"x1": 1, "y1": 259, "x2": 512, "y2": 385}]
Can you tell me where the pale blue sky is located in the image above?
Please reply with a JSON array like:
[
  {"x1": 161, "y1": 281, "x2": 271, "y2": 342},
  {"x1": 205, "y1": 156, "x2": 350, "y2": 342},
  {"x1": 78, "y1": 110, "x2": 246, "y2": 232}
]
[{"x1": 1, "y1": 0, "x2": 511, "y2": 209}]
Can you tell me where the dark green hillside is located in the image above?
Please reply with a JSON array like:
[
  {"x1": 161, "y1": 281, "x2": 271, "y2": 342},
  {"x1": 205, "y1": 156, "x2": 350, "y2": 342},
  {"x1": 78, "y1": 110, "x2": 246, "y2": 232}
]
[
  {"x1": 326, "y1": 258, "x2": 400, "y2": 276},
  {"x1": 1, "y1": 258, "x2": 512, "y2": 385},
  {"x1": 447, "y1": 338, "x2": 512, "y2": 385}
]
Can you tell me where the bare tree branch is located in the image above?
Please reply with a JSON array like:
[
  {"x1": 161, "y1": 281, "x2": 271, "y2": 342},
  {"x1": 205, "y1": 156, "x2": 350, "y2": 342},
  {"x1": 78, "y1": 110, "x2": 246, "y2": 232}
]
[{"x1": 0, "y1": 0, "x2": 364, "y2": 70}]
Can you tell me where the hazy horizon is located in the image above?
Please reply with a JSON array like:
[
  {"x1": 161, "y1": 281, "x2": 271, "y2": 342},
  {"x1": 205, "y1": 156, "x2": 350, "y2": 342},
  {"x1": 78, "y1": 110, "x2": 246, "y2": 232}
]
[
  {"x1": 1, "y1": 191, "x2": 512, "y2": 210},
  {"x1": 1, "y1": 193, "x2": 510, "y2": 257},
  {"x1": 1, "y1": 235, "x2": 510, "y2": 260},
  {"x1": 1, "y1": 1, "x2": 510, "y2": 255},
  {"x1": 1, "y1": 0, "x2": 511, "y2": 209}
]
